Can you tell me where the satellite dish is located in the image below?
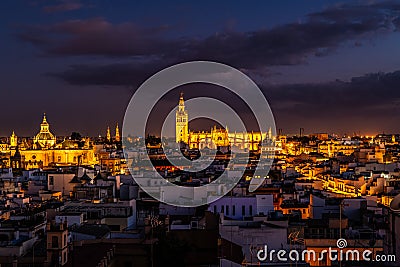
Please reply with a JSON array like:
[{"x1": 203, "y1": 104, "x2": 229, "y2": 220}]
[{"x1": 390, "y1": 194, "x2": 400, "y2": 212}]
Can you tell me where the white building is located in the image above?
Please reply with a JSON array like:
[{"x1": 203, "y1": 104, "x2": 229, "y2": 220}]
[
  {"x1": 56, "y1": 212, "x2": 85, "y2": 227},
  {"x1": 208, "y1": 195, "x2": 274, "y2": 220}
]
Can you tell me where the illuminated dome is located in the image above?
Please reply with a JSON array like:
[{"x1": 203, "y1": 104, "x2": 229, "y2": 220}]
[{"x1": 34, "y1": 113, "x2": 56, "y2": 148}]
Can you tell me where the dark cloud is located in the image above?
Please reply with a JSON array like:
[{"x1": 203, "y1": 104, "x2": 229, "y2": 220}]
[
  {"x1": 18, "y1": 1, "x2": 400, "y2": 72},
  {"x1": 265, "y1": 70, "x2": 400, "y2": 133},
  {"x1": 269, "y1": 71, "x2": 400, "y2": 111},
  {"x1": 42, "y1": 1, "x2": 83, "y2": 13},
  {"x1": 46, "y1": 61, "x2": 170, "y2": 86},
  {"x1": 17, "y1": 17, "x2": 175, "y2": 57}
]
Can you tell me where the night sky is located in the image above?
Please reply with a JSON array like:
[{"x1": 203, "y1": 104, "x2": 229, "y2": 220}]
[{"x1": 1, "y1": 0, "x2": 400, "y2": 137}]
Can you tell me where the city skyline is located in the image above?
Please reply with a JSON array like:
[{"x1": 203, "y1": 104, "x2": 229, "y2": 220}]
[
  {"x1": 3, "y1": 2, "x2": 400, "y2": 267},
  {"x1": 1, "y1": 1, "x2": 400, "y2": 136},
  {"x1": 1, "y1": 110, "x2": 399, "y2": 138}
]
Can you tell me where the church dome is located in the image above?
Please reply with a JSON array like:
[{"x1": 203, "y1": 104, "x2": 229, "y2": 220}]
[
  {"x1": 36, "y1": 132, "x2": 55, "y2": 140},
  {"x1": 34, "y1": 113, "x2": 56, "y2": 148}
]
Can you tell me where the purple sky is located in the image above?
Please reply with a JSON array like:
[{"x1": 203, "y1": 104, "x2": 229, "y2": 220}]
[{"x1": 1, "y1": 0, "x2": 400, "y2": 137}]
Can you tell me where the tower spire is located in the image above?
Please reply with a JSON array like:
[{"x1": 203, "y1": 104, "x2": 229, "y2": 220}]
[
  {"x1": 176, "y1": 92, "x2": 189, "y2": 143},
  {"x1": 40, "y1": 113, "x2": 50, "y2": 133},
  {"x1": 42, "y1": 113, "x2": 47, "y2": 123},
  {"x1": 178, "y1": 92, "x2": 185, "y2": 111},
  {"x1": 106, "y1": 126, "x2": 111, "y2": 142},
  {"x1": 10, "y1": 131, "x2": 17, "y2": 147},
  {"x1": 115, "y1": 123, "x2": 120, "y2": 142}
]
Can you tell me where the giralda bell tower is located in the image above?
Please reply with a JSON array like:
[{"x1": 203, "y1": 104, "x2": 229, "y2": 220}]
[{"x1": 176, "y1": 92, "x2": 189, "y2": 143}]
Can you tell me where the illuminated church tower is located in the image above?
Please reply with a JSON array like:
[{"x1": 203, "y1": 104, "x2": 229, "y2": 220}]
[
  {"x1": 176, "y1": 93, "x2": 189, "y2": 143},
  {"x1": 106, "y1": 127, "x2": 111, "y2": 142},
  {"x1": 10, "y1": 131, "x2": 17, "y2": 147},
  {"x1": 115, "y1": 123, "x2": 120, "y2": 142}
]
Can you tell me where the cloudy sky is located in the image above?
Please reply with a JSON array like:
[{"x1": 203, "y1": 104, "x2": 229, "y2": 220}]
[{"x1": 1, "y1": 0, "x2": 400, "y2": 136}]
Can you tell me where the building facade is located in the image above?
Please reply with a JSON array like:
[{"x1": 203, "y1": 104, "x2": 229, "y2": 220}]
[
  {"x1": 175, "y1": 94, "x2": 272, "y2": 151},
  {"x1": 1, "y1": 114, "x2": 97, "y2": 169}
]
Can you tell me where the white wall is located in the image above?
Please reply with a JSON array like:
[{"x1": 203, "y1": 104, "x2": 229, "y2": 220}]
[
  {"x1": 55, "y1": 214, "x2": 83, "y2": 227},
  {"x1": 256, "y1": 195, "x2": 274, "y2": 216},
  {"x1": 208, "y1": 196, "x2": 258, "y2": 220},
  {"x1": 48, "y1": 173, "x2": 75, "y2": 195}
]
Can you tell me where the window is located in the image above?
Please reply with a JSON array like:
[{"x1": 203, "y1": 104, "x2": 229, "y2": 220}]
[
  {"x1": 58, "y1": 156, "x2": 61, "y2": 162},
  {"x1": 213, "y1": 205, "x2": 217, "y2": 214},
  {"x1": 49, "y1": 176, "x2": 54, "y2": 186},
  {"x1": 226, "y1": 205, "x2": 229, "y2": 216},
  {"x1": 232, "y1": 205, "x2": 236, "y2": 216},
  {"x1": 52, "y1": 236, "x2": 58, "y2": 248},
  {"x1": 249, "y1": 205, "x2": 253, "y2": 216},
  {"x1": 221, "y1": 205, "x2": 224, "y2": 213},
  {"x1": 242, "y1": 205, "x2": 245, "y2": 216}
]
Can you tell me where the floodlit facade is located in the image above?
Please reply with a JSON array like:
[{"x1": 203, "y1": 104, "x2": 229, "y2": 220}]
[
  {"x1": 175, "y1": 93, "x2": 273, "y2": 151},
  {"x1": 0, "y1": 114, "x2": 98, "y2": 169}
]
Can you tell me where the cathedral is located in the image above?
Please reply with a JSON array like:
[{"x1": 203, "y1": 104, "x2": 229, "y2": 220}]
[
  {"x1": 175, "y1": 93, "x2": 272, "y2": 151},
  {"x1": 1, "y1": 114, "x2": 97, "y2": 169}
]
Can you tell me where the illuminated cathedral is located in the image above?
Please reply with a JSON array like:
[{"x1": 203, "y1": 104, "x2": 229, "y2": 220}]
[
  {"x1": 176, "y1": 93, "x2": 273, "y2": 151},
  {"x1": 1, "y1": 114, "x2": 96, "y2": 169}
]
